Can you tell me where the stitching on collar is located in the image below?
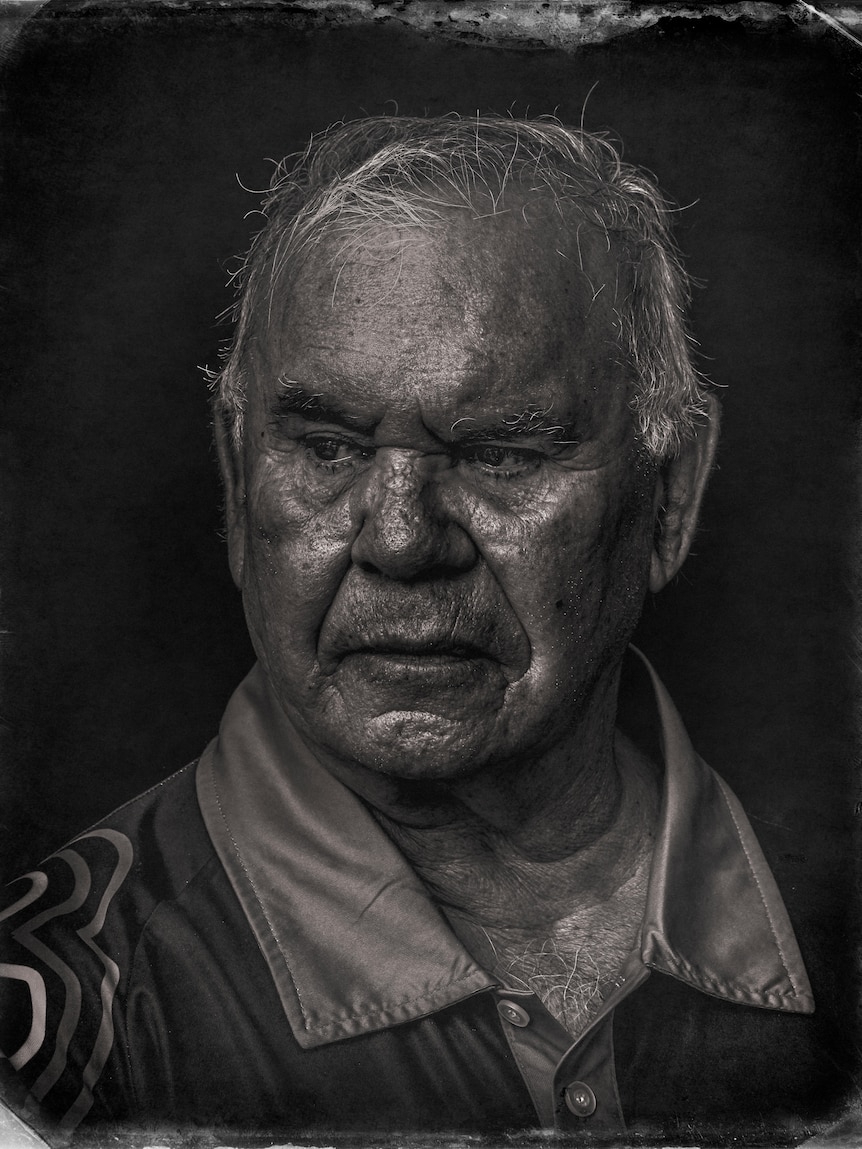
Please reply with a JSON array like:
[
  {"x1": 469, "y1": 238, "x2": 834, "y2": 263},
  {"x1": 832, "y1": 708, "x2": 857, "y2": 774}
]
[
  {"x1": 307, "y1": 969, "x2": 492, "y2": 1034},
  {"x1": 650, "y1": 948, "x2": 805, "y2": 1006}
]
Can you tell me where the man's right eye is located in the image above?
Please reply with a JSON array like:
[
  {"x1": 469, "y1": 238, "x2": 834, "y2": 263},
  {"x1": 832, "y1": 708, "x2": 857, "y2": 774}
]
[{"x1": 304, "y1": 435, "x2": 374, "y2": 467}]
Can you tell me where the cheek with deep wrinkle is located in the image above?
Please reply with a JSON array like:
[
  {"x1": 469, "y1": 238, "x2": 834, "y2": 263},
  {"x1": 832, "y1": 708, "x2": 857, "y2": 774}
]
[{"x1": 240, "y1": 459, "x2": 357, "y2": 682}]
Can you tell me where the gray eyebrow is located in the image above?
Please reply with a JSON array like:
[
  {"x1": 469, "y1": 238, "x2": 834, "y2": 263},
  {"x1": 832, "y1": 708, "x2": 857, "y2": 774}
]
[
  {"x1": 273, "y1": 378, "x2": 377, "y2": 434},
  {"x1": 275, "y1": 379, "x2": 581, "y2": 447},
  {"x1": 449, "y1": 406, "x2": 580, "y2": 446}
]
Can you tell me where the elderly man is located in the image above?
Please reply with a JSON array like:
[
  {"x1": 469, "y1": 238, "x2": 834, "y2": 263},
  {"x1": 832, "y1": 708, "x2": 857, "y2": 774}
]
[{"x1": 2, "y1": 117, "x2": 817, "y2": 1140}]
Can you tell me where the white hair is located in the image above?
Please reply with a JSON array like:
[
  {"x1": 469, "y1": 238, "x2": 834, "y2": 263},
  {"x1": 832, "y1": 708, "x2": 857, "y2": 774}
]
[{"x1": 213, "y1": 115, "x2": 709, "y2": 460}]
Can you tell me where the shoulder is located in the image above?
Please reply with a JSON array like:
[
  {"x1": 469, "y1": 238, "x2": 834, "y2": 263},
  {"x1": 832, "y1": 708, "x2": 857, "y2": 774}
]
[
  {"x1": 3, "y1": 759, "x2": 213, "y2": 939},
  {"x1": 0, "y1": 760, "x2": 218, "y2": 1127}
]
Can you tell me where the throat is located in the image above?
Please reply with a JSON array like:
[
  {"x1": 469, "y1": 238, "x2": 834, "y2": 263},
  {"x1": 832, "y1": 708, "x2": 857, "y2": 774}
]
[{"x1": 369, "y1": 728, "x2": 661, "y2": 1036}]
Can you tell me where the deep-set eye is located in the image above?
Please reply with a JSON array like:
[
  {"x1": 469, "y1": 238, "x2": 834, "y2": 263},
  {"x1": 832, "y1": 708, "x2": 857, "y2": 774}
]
[
  {"x1": 459, "y1": 443, "x2": 541, "y2": 477},
  {"x1": 308, "y1": 436, "x2": 351, "y2": 462},
  {"x1": 305, "y1": 435, "x2": 373, "y2": 466}
]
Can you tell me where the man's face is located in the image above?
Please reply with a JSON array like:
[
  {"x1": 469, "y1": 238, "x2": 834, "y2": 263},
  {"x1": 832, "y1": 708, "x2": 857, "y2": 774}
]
[{"x1": 228, "y1": 204, "x2": 658, "y2": 782}]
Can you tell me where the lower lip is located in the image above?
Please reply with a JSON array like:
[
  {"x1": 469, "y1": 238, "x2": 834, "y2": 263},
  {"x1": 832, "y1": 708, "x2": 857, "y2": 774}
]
[{"x1": 338, "y1": 650, "x2": 494, "y2": 688}]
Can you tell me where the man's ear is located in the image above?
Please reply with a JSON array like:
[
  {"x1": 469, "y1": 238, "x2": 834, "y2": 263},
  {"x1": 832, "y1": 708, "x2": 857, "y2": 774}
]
[
  {"x1": 649, "y1": 394, "x2": 721, "y2": 593},
  {"x1": 214, "y1": 407, "x2": 247, "y2": 590}
]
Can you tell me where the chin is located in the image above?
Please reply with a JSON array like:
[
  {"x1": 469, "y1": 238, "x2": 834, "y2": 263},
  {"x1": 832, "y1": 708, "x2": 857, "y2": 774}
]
[{"x1": 342, "y1": 710, "x2": 486, "y2": 782}]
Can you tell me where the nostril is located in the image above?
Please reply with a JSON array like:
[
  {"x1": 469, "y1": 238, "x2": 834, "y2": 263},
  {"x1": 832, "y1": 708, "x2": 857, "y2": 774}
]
[
  {"x1": 351, "y1": 512, "x2": 444, "y2": 578},
  {"x1": 354, "y1": 555, "x2": 382, "y2": 576}
]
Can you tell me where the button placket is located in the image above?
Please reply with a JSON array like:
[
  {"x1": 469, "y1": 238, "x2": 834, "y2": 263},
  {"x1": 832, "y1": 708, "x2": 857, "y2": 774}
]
[{"x1": 493, "y1": 990, "x2": 574, "y2": 1128}]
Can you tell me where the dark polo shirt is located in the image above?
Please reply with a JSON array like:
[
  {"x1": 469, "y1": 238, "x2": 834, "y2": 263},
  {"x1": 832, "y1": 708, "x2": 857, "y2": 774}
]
[{"x1": 0, "y1": 652, "x2": 841, "y2": 1143}]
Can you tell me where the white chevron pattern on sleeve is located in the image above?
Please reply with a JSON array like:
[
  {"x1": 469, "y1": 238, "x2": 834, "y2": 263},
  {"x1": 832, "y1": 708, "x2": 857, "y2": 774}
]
[{"x1": 1, "y1": 829, "x2": 133, "y2": 1130}]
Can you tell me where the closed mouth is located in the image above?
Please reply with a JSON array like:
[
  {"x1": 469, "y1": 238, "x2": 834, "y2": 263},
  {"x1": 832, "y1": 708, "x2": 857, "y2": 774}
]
[{"x1": 346, "y1": 641, "x2": 490, "y2": 661}]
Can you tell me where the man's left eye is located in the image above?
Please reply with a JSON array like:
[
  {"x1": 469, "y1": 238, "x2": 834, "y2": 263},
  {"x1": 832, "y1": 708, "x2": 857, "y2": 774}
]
[{"x1": 459, "y1": 444, "x2": 541, "y2": 475}]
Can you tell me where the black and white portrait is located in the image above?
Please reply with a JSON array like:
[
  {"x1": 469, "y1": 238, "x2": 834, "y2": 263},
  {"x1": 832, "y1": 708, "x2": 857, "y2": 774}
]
[{"x1": 0, "y1": 3, "x2": 859, "y2": 1146}]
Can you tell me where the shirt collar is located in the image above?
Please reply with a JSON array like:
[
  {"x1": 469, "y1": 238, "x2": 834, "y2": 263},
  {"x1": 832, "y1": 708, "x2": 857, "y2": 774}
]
[
  {"x1": 632, "y1": 649, "x2": 813, "y2": 1013},
  {"x1": 196, "y1": 651, "x2": 812, "y2": 1050}
]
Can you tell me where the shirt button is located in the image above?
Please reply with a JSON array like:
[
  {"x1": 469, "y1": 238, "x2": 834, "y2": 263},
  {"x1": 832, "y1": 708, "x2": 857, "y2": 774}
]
[
  {"x1": 564, "y1": 1081, "x2": 597, "y2": 1117},
  {"x1": 497, "y1": 999, "x2": 530, "y2": 1027}
]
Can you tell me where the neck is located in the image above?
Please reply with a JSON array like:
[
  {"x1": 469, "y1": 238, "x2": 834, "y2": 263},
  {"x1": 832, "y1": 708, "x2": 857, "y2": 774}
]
[
  {"x1": 331, "y1": 670, "x2": 661, "y2": 934},
  {"x1": 374, "y1": 728, "x2": 658, "y2": 928}
]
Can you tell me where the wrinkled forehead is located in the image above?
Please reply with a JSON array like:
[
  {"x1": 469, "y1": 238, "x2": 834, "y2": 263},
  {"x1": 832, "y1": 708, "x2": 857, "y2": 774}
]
[{"x1": 254, "y1": 189, "x2": 629, "y2": 364}]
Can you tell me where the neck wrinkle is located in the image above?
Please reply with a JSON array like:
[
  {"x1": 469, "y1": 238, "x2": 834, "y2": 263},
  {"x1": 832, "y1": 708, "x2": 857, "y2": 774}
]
[{"x1": 370, "y1": 724, "x2": 659, "y2": 934}]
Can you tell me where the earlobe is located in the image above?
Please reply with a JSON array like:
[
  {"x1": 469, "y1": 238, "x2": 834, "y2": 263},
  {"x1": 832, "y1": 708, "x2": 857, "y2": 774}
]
[
  {"x1": 649, "y1": 394, "x2": 721, "y2": 593},
  {"x1": 213, "y1": 406, "x2": 247, "y2": 589}
]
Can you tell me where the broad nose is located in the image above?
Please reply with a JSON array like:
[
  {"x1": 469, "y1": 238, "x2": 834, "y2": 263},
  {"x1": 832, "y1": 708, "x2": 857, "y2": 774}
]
[{"x1": 350, "y1": 448, "x2": 476, "y2": 580}]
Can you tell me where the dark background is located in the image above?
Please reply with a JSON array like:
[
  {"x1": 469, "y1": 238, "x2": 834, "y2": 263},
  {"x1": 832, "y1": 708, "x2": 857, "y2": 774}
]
[{"x1": 0, "y1": 0, "x2": 859, "y2": 1130}]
